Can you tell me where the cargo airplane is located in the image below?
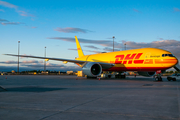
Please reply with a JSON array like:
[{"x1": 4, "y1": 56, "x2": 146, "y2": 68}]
[{"x1": 4, "y1": 36, "x2": 180, "y2": 81}]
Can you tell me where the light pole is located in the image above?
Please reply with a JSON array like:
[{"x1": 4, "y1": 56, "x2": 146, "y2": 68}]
[
  {"x1": 124, "y1": 43, "x2": 126, "y2": 50},
  {"x1": 44, "y1": 47, "x2": 46, "y2": 72},
  {"x1": 113, "y1": 36, "x2": 115, "y2": 52},
  {"x1": 17, "y1": 41, "x2": 20, "y2": 74}
]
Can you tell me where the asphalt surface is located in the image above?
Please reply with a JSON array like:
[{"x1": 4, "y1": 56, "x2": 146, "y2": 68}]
[{"x1": 0, "y1": 75, "x2": 180, "y2": 120}]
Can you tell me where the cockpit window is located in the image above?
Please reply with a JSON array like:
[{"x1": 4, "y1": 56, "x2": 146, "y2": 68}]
[
  {"x1": 162, "y1": 54, "x2": 175, "y2": 57},
  {"x1": 169, "y1": 54, "x2": 175, "y2": 57}
]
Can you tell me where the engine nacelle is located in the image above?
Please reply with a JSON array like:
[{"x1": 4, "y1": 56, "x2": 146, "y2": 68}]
[
  {"x1": 82, "y1": 62, "x2": 102, "y2": 77},
  {"x1": 137, "y1": 72, "x2": 156, "y2": 77}
]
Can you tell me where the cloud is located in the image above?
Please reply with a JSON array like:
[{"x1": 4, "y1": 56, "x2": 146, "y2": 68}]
[
  {"x1": 174, "y1": 7, "x2": 180, "y2": 12},
  {"x1": 68, "y1": 48, "x2": 78, "y2": 51},
  {"x1": 103, "y1": 47, "x2": 120, "y2": 52},
  {"x1": 0, "y1": 0, "x2": 18, "y2": 9},
  {"x1": 0, "y1": 18, "x2": 24, "y2": 26},
  {"x1": 0, "y1": 60, "x2": 78, "y2": 69},
  {"x1": 0, "y1": 18, "x2": 8, "y2": 22},
  {"x1": 84, "y1": 45, "x2": 100, "y2": 50},
  {"x1": 0, "y1": 60, "x2": 17, "y2": 64},
  {"x1": 0, "y1": 0, "x2": 34, "y2": 17},
  {"x1": 48, "y1": 37, "x2": 180, "y2": 50},
  {"x1": 0, "y1": 9, "x2": 4, "y2": 12},
  {"x1": 17, "y1": 10, "x2": 35, "y2": 17},
  {"x1": 0, "y1": 60, "x2": 82, "y2": 72},
  {"x1": 68, "y1": 48, "x2": 101, "y2": 54},
  {"x1": 118, "y1": 39, "x2": 180, "y2": 59},
  {"x1": 0, "y1": 60, "x2": 44, "y2": 64},
  {"x1": 54, "y1": 27, "x2": 91, "y2": 33},
  {"x1": 20, "y1": 63, "x2": 65, "y2": 68},
  {"x1": 133, "y1": 8, "x2": 141, "y2": 13},
  {"x1": 84, "y1": 50, "x2": 101, "y2": 54},
  {"x1": 1, "y1": 22, "x2": 24, "y2": 25},
  {"x1": 31, "y1": 26, "x2": 37, "y2": 29},
  {"x1": 121, "y1": 39, "x2": 180, "y2": 49},
  {"x1": 47, "y1": 37, "x2": 113, "y2": 47},
  {"x1": 21, "y1": 60, "x2": 43, "y2": 64},
  {"x1": 0, "y1": 65, "x2": 81, "y2": 72}
]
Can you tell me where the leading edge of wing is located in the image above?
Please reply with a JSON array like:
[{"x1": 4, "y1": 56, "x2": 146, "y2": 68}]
[
  {"x1": 4, "y1": 54, "x2": 115, "y2": 69},
  {"x1": 4, "y1": 54, "x2": 86, "y2": 64}
]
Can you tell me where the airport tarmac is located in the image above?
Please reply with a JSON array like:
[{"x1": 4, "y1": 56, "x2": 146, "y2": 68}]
[{"x1": 0, "y1": 75, "x2": 180, "y2": 120}]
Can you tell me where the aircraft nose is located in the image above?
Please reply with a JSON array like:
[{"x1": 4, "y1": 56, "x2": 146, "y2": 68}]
[
  {"x1": 160, "y1": 57, "x2": 178, "y2": 68},
  {"x1": 175, "y1": 57, "x2": 179, "y2": 65}
]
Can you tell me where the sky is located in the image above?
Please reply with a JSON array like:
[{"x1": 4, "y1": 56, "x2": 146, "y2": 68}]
[{"x1": 0, "y1": 0, "x2": 180, "y2": 72}]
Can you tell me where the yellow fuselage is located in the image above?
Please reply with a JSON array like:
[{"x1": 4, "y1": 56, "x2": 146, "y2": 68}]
[{"x1": 76, "y1": 48, "x2": 178, "y2": 72}]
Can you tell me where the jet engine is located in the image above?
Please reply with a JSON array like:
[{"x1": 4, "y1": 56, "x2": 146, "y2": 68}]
[
  {"x1": 82, "y1": 62, "x2": 102, "y2": 77},
  {"x1": 137, "y1": 72, "x2": 156, "y2": 77}
]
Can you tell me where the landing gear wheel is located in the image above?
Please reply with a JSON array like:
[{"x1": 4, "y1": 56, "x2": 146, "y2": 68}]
[
  {"x1": 167, "y1": 78, "x2": 172, "y2": 81},
  {"x1": 155, "y1": 77, "x2": 162, "y2": 81},
  {"x1": 155, "y1": 77, "x2": 159, "y2": 81}
]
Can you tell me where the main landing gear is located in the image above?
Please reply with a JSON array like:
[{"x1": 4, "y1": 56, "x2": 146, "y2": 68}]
[{"x1": 154, "y1": 74, "x2": 162, "y2": 81}]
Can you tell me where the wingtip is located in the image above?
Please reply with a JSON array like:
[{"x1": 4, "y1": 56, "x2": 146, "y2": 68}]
[{"x1": 3, "y1": 54, "x2": 15, "y2": 56}]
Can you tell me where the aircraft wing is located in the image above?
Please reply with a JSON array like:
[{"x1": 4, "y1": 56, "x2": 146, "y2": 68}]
[
  {"x1": 4, "y1": 54, "x2": 114, "y2": 69},
  {"x1": 4, "y1": 54, "x2": 86, "y2": 64}
]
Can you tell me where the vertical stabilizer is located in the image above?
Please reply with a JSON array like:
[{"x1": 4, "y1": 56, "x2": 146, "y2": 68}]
[{"x1": 75, "y1": 36, "x2": 84, "y2": 57}]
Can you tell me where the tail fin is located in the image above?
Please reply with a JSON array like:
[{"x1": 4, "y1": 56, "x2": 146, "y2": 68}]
[{"x1": 75, "y1": 36, "x2": 84, "y2": 57}]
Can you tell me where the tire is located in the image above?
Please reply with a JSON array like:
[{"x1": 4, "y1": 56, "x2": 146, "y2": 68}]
[
  {"x1": 172, "y1": 78, "x2": 176, "y2": 81},
  {"x1": 155, "y1": 77, "x2": 162, "y2": 81},
  {"x1": 167, "y1": 77, "x2": 172, "y2": 81},
  {"x1": 155, "y1": 77, "x2": 159, "y2": 81}
]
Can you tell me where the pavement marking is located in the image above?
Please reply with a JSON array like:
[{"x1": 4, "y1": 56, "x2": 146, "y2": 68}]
[
  {"x1": 39, "y1": 94, "x2": 113, "y2": 120},
  {"x1": 177, "y1": 82, "x2": 180, "y2": 119},
  {"x1": 0, "y1": 86, "x2": 7, "y2": 91},
  {"x1": 64, "y1": 110, "x2": 177, "y2": 120},
  {"x1": 0, "y1": 106, "x2": 177, "y2": 120}
]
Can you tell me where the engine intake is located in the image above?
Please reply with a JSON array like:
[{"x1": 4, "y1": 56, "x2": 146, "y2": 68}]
[{"x1": 82, "y1": 62, "x2": 102, "y2": 77}]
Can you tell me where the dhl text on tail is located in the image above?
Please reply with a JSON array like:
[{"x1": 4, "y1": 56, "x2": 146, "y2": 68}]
[{"x1": 4, "y1": 36, "x2": 179, "y2": 78}]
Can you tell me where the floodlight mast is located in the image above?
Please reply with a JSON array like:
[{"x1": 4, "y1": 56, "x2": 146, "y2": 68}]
[{"x1": 17, "y1": 41, "x2": 20, "y2": 74}]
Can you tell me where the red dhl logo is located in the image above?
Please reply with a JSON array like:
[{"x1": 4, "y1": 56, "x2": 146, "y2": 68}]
[
  {"x1": 77, "y1": 48, "x2": 81, "y2": 50},
  {"x1": 115, "y1": 53, "x2": 144, "y2": 64}
]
